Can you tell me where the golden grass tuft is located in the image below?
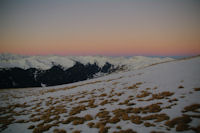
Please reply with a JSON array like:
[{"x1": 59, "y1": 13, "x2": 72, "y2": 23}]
[
  {"x1": 99, "y1": 93, "x2": 107, "y2": 97},
  {"x1": 94, "y1": 122, "x2": 106, "y2": 128},
  {"x1": 33, "y1": 124, "x2": 52, "y2": 133},
  {"x1": 108, "y1": 116, "x2": 120, "y2": 124},
  {"x1": 144, "y1": 122, "x2": 155, "y2": 127},
  {"x1": 28, "y1": 125, "x2": 35, "y2": 129},
  {"x1": 53, "y1": 129, "x2": 67, "y2": 133},
  {"x1": 168, "y1": 98, "x2": 178, "y2": 103},
  {"x1": 87, "y1": 122, "x2": 95, "y2": 128},
  {"x1": 191, "y1": 125, "x2": 200, "y2": 133},
  {"x1": 143, "y1": 103, "x2": 162, "y2": 113},
  {"x1": 96, "y1": 111, "x2": 110, "y2": 119},
  {"x1": 127, "y1": 85, "x2": 137, "y2": 89},
  {"x1": 72, "y1": 130, "x2": 81, "y2": 133},
  {"x1": 100, "y1": 100, "x2": 109, "y2": 106},
  {"x1": 72, "y1": 118, "x2": 85, "y2": 125},
  {"x1": 136, "y1": 91, "x2": 151, "y2": 98},
  {"x1": 178, "y1": 85, "x2": 184, "y2": 89},
  {"x1": 142, "y1": 113, "x2": 169, "y2": 122},
  {"x1": 116, "y1": 126, "x2": 121, "y2": 129},
  {"x1": 151, "y1": 91, "x2": 174, "y2": 100},
  {"x1": 122, "y1": 113, "x2": 130, "y2": 120},
  {"x1": 84, "y1": 114, "x2": 93, "y2": 121},
  {"x1": 182, "y1": 104, "x2": 200, "y2": 113},
  {"x1": 165, "y1": 115, "x2": 191, "y2": 128},
  {"x1": 130, "y1": 115, "x2": 143, "y2": 124},
  {"x1": 150, "y1": 131, "x2": 165, "y2": 133},
  {"x1": 176, "y1": 123, "x2": 189, "y2": 131},
  {"x1": 99, "y1": 125, "x2": 109, "y2": 133},
  {"x1": 69, "y1": 105, "x2": 86, "y2": 115},
  {"x1": 15, "y1": 119, "x2": 27, "y2": 123},
  {"x1": 113, "y1": 129, "x2": 137, "y2": 133},
  {"x1": 62, "y1": 116, "x2": 85, "y2": 125},
  {"x1": 194, "y1": 88, "x2": 200, "y2": 91}
]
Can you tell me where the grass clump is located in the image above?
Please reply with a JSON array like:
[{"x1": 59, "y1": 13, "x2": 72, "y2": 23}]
[
  {"x1": 84, "y1": 114, "x2": 93, "y2": 121},
  {"x1": 28, "y1": 125, "x2": 35, "y2": 129},
  {"x1": 151, "y1": 91, "x2": 174, "y2": 100},
  {"x1": 194, "y1": 88, "x2": 200, "y2": 91},
  {"x1": 99, "y1": 125, "x2": 109, "y2": 133},
  {"x1": 182, "y1": 104, "x2": 200, "y2": 113},
  {"x1": 144, "y1": 122, "x2": 155, "y2": 127},
  {"x1": 136, "y1": 91, "x2": 151, "y2": 98},
  {"x1": 142, "y1": 113, "x2": 169, "y2": 122},
  {"x1": 87, "y1": 122, "x2": 95, "y2": 128},
  {"x1": 113, "y1": 129, "x2": 137, "y2": 133},
  {"x1": 130, "y1": 115, "x2": 143, "y2": 124},
  {"x1": 72, "y1": 130, "x2": 81, "y2": 133},
  {"x1": 53, "y1": 129, "x2": 67, "y2": 133},
  {"x1": 69, "y1": 105, "x2": 86, "y2": 115},
  {"x1": 165, "y1": 115, "x2": 191, "y2": 129},
  {"x1": 108, "y1": 116, "x2": 120, "y2": 124}
]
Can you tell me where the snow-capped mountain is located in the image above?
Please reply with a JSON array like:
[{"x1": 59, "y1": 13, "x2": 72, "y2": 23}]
[
  {"x1": 0, "y1": 54, "x2": 174, "y2": 89},
  {"x1": 0, "y1": 53, "x2": 173, "y2": 70},
  {"x1": 0, "y1": 56, "x2": 199, "y2": 133}
]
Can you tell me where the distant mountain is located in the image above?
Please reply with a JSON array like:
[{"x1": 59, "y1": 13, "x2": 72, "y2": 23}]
[{"x1": 0, "y1": 54, "x2": 174, "y2": 89}]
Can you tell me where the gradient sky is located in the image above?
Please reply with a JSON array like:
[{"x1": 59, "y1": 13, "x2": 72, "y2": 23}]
[{"x1": 0, "y1": 0, "x2": 200, "y2": 56}]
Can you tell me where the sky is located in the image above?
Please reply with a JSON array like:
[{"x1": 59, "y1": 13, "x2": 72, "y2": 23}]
[{"x1": 0, "y1": 0, "x2": 200, "y2": 56}]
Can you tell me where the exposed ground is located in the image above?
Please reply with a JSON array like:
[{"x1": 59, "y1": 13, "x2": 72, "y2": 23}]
[{"x1": 0, "y1": 57, "x2": 200, "y2": 133}]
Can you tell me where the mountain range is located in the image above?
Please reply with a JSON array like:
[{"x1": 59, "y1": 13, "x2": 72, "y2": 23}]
[{"x1": 0, "y1": 54, "x2": 173, "y2": 89}]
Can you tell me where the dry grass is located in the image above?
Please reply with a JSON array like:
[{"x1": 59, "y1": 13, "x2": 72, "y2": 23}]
[
  {"x1": 136, "y1": 91, "x2": 151, "y2": 98},
  {"x1": 194, "y1": 88, "x2": 200, "y2": 91},
  {"x1": 176, "y1": 123, "x2": 189, "y2": 131},
  {"x1": 113, "y1": 129, "x2": 137, "y2": 133},
  {"x1": 99, "y1": 125, "x2": 109, "y2": 133},
  {"x1": 15, "y1": 119, "x2": 27, "y2": 123},
  {"x1": 33, "y1": 124, "x2": 53, "y2": 133},
  {"x1": 96, "y1": 111, "x2": 110, "y2": 119},
  {"x1": 108, "y1": 116, "x2": 120, "y2": 124},
  {"x1": 30, "y1": 117, "x2": 41, "y2": 122},
  {"x1": 182, "y1": 104, "x2": 200, "y2": 113},
  {"x1": 100, "y1": 100, "x2": 109, "y2": 106},
  {"x1": 132, "y1": 103, "x2": 162, "y2": 114},
  {"x1": 130, "y1": 115, "x2": 143, "y2": 124},
  {"x1": 150, "y1": 131, "x2": 165, "y2": 133},
  {"x1": 142, "y1": 113, "x2": 169, "y2": 122},
  {"x1": 178, "y1": 85, "x2": 184, "y2": 89},
  {"x1": 53, "y1": 129, "x2": 67, "y2": 133},
  {"x1": 191, "y1": 125, "x2": 200, "y2": 133},
  {"x1": 168, "y1": 98, "x2": 178, "y2": 103},
  {"x1": 122, "y1": 113, "x2": 130, "y2": 120},
  {"x1": 69, "y1": 105, "x2": 86, "y2": 115},
  {"x1": 151, "y1": 91, "x2": 174, "y2": 100},
  {"x1": 87, "y1": 99, "x2": 97, "y2": 108},
  {"x1": 87, "y1": 122, "x2": 95, "y2": 128},
  {"x1": 165, "y1": 115, "x2": 191, "y2": 130},
  {"x1": 94, "y1": 122, "x2": 106, "y2": 128},
  {"x1": 62, "y1": 116, "x2": 85, "y2": 125},
  {"x1": 127, "y1": 85, "x2": 137, "y2": 89},
  {"x1": 144, "y1": 122, "x2": 155, "y2": 127},
  {"x1": 84, "y1": 114, "x2": 93, "y2": 121},
  {"x1": 116, "y1": 126, "x2": 121, "y2": 129},
  {"x1": 28, "y1": 125, "x2": 35, "y2": 129},
  {"x1": 72, "y1": 130, "x2": 81, "y2": 133},
  {"x1": 72, "y1": 118, "x2": 85, "y2": 125}
]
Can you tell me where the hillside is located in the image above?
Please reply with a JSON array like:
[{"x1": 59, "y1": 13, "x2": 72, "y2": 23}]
[{"x1": 0, "y1": 56, "x2": 200, "y2": 133}]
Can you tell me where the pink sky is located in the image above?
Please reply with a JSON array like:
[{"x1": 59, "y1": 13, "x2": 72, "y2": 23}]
[{"x1": 0, "y1": 1, "x2": 200, "y2": 56}]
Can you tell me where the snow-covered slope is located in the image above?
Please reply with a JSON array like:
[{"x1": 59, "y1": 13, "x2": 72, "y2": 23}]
[
  {"x1": 0, "y1": 53, "x2": 173, "y2": 70},
  {"x1": 0, "y1": 56, "x2": 199, "y2": 133}
]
